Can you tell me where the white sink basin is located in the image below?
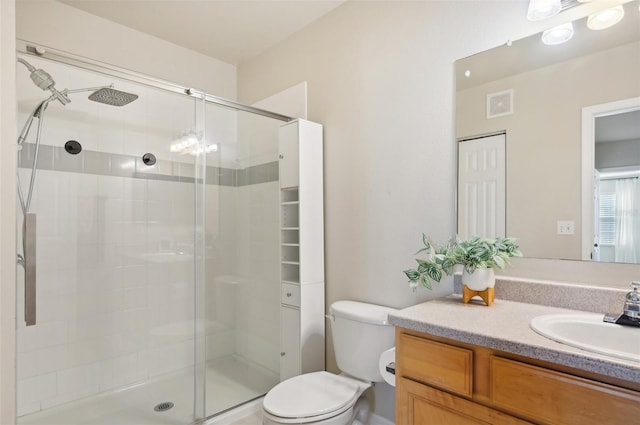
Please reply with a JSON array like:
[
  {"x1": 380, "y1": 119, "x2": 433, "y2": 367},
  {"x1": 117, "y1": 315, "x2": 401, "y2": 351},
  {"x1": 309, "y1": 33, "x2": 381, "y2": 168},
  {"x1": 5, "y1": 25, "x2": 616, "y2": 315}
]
[{"x1": 530, "y1": 313, "x2": 640, "y2": 362}]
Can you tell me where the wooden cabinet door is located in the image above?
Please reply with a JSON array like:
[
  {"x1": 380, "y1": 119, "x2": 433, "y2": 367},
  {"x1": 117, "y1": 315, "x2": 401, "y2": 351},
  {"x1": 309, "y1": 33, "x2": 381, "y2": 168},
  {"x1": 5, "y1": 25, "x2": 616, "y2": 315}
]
[{"x1": 397, "y1": 377, "x2": 531, "y2": 425}]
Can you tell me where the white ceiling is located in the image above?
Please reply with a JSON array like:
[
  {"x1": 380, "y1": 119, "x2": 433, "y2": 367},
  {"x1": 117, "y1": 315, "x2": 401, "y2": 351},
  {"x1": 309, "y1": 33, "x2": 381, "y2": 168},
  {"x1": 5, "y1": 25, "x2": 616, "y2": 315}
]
[
  {"x1": 58, "y1": 0, "x2": 346, "y2": 65},
  {"x1": 456, "y1": 0, "x2": 639, "y2": 91},
  {"x1": 596, "y1": 110, "x2": 640, "y2": 144}
]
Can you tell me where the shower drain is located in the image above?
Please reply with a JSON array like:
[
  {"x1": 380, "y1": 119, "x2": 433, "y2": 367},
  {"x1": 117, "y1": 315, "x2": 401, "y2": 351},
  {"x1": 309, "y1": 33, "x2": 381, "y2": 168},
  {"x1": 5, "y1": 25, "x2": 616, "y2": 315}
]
[{"x1": 154, "y1": 402, "x2": 174, "y2": 412}]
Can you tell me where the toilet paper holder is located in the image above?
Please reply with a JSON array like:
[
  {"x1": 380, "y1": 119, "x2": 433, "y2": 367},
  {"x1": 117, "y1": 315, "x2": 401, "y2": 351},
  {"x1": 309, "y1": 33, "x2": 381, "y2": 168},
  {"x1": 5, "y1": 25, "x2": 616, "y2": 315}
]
[
  {"x1": 379, "y1": 347, "x2": 396, "y2": 386},
  {"x1": 385, "y1": 362, "x2": 395, "y2": 375}
]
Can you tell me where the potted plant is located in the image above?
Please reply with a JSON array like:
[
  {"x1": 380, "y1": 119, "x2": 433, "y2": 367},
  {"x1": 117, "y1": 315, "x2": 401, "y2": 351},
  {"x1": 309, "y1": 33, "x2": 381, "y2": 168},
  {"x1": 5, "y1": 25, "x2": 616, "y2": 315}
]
[{"x1": 403, "y1": 235, "x2": 522, "y2": 291}]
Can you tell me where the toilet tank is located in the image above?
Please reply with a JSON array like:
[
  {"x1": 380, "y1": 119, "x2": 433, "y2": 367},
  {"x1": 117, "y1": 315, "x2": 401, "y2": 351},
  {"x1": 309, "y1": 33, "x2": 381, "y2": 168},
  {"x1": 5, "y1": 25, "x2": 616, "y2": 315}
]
[{"x1": 329, "y1": 301, "x2": 397, "y2": 382}]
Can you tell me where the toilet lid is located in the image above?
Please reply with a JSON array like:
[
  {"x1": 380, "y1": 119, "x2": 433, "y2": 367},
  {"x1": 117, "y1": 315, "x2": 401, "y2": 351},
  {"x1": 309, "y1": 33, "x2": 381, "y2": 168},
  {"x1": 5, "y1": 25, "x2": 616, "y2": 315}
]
[{"x1": 263, "y1": 372, "x2": 361, "y2": 419}]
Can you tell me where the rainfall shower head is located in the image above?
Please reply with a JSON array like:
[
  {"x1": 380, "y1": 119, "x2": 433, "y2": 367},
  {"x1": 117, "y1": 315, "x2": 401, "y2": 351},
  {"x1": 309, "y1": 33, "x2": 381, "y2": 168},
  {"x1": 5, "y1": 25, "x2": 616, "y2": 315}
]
[{"x1": 88, "y1": 87, "x2": 138, "y2": 106}]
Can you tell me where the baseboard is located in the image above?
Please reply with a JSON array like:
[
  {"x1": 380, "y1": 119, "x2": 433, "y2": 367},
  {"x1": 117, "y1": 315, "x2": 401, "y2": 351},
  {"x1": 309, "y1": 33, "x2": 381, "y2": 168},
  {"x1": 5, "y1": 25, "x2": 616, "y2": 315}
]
[{"x1": 370, "y1": 413, "x2": 395, "y2": 425}]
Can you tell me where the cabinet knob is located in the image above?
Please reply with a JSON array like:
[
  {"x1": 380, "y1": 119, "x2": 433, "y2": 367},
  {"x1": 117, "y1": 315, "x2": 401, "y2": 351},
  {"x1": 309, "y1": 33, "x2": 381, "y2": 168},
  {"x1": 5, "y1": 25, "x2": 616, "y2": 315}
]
[
  {"x1": 279, "y1": 154, "x2": 284, "y2": 159},
  {"x1": 286, "y1": 292, "x2": 292, "y2": 297},
  {"x1": 280, "y1": 352, "x2": 286, "y2": 357}
]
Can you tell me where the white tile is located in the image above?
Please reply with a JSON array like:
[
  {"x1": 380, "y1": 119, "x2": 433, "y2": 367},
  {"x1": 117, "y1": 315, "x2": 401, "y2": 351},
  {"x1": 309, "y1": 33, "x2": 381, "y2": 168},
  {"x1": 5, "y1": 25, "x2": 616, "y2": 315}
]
[
  {"x1": 123, "y1": 286, "x2": 148, "y2": 310},
  {"x1": 68, "y1": 315, "x2": 99, "y2": 343},
  {"x1": 66, "y1": 340, "x2": 100, "y2": 366},
  {"x1": 16, "y1": 399, "x2": 41, "y2": 417},
  {"x1": 117, "y1": 264, "x2": 147, "y2": 288},
  {"x1": 40, "y1": 383, "x2": 100, "y2": 410},
  {"x1": 97, "y1": 175, "x2": 124, "y2": 199},
  {"x1": 17, "y1": 350, "x2": 38, "y2": 380},
  {"x1": 35, "y1": 294, "x2": 64, "y2": 324},
  {"x1": 57, "y1": 363, "x2": 101, "y2": 396},
  {"x1": 77, "y1": 174, "x2": 98, "y2": 196},
  {"x1": 35, "y1": 345, "x2": 69, "y2": 375},
  {"x1": 17, "y1": 372, "x2": 57, "y2": 404}
]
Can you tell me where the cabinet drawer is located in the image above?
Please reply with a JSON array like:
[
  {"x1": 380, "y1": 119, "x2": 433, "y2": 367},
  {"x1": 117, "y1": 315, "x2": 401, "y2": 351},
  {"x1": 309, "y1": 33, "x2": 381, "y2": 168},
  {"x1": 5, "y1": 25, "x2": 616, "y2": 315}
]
[
  {"x1": 281, "y1": 283, "x2": 300, "y2": 307},
  {"x1": 398, "y1": 334, "x2": 473, "y2": 397},
  {"x1": 490, "y1": 356, "x2": 640, "y2": 425}
]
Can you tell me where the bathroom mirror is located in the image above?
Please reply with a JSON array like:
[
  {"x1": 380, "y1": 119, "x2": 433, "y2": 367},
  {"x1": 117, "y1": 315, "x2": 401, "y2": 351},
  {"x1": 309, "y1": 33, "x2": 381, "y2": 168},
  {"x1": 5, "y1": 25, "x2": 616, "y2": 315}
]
[{"x1": 455, "y1": 0, "x2": 640, "y2": 264}]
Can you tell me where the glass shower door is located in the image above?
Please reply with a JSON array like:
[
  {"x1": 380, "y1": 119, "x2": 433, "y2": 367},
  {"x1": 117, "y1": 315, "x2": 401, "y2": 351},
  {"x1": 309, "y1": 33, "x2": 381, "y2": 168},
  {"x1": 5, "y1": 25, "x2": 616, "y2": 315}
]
[
  {"x1": 15, "y1": 54, "x2": 207, "y2": 425},
  {"x1": 203, "y1": 106, "x2": 282, "y2": 418}
]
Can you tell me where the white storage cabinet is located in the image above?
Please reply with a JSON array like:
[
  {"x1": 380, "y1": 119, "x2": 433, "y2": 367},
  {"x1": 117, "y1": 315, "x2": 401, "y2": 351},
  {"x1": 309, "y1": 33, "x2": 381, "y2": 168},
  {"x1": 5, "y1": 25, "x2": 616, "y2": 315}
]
[{"x1": 278, "y1": 119, "x2": 325, "y2": 381}]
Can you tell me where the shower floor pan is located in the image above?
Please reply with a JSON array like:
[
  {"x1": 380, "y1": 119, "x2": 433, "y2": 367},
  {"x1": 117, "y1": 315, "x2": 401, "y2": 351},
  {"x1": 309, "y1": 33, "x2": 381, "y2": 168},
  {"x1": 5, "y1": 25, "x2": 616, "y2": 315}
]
[{"x1": 18, "y1": 355, "x2": 278, "y2": 425}]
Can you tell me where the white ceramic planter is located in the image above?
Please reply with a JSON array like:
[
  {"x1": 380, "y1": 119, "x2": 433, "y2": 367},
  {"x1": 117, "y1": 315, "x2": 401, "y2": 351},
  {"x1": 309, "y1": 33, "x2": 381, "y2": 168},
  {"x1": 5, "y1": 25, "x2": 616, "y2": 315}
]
[{"x1": 462, "y1": 268, "x2": 495, "y2": 291}]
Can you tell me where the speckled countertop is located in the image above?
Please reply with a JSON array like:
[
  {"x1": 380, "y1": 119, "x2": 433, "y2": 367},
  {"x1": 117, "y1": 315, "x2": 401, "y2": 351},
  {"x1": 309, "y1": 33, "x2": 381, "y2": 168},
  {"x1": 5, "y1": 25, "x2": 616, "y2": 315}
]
[{"x1": 389, "y1": 295, "x2": 640, "y2": 383}]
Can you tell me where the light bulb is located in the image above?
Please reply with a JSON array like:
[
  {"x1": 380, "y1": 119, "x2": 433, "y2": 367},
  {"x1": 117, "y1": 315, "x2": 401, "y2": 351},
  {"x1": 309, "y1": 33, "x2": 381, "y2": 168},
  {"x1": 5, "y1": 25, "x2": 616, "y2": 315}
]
[
  {"x1": 527, "y1": 0, "x2": 562, "y2": 21},
  {"x1": 587, "y1": 5, "x2": 625, "y2": 30},
  {"x1": 542, "y1": 22, "x2": 575, "y2": 45}
]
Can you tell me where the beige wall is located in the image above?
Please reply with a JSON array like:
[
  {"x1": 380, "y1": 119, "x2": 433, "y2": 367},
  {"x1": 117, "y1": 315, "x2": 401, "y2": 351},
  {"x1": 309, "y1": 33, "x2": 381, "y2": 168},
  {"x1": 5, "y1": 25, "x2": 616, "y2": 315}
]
[
  {"x1": 239, "y1": 0, "x2": 549, "y2": 311},
  {"x1": 16, "y1": 0, "x2": 237, "y2": 99},
  {"x1": 1, "y1": 2, "x2": 17, "y2": 423},
  {"x1": 237, "y1": 1, "x2": 547, "y2": 420},
  {"x1": 457, "y1": 42, "x2": 640, "y2": 260},
  {"x1": 237, "y1": 2, "x2": 640, "y2": 419}
]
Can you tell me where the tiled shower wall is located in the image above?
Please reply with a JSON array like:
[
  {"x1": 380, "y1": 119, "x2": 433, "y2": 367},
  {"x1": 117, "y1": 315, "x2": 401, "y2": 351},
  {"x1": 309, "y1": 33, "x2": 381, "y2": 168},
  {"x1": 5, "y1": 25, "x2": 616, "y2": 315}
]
[
  {"x1": 16, "y1": 168, "x2": 197, "y2": 415},
  {"x1": 16, "y1": 150, "x2": 283, "y2": 415}
]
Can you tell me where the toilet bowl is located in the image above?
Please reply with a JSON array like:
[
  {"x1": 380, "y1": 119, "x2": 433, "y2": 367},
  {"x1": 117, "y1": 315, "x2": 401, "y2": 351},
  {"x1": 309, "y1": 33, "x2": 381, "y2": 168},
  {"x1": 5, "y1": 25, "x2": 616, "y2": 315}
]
[
  {"x1": 262, "y1": 371, "x2": 371, "y2": 425},
  {"x1": 262, "y1": 301, "x2": 397, "y2": 425}
]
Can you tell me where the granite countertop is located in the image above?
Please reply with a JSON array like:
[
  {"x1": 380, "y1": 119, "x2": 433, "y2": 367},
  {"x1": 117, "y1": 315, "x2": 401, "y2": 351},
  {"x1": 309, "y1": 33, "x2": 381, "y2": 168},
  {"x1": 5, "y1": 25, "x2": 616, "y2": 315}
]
[{"x1": 389, "y1": 295, "x2": 640, "y2": 383}]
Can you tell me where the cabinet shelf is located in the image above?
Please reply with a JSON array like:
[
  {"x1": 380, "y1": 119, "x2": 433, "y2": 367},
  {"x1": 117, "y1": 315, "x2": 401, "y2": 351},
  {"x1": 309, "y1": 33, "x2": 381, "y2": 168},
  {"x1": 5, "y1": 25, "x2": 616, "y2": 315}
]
[
  {"x1": 282, "y1": 243, "x2": 300, "y2": 247},
  {"x1": 281, "y1": 261, "x2": 300, "y2": 265},
  {"x1": 281, "y1": 201, "x2": 300, "y2": 206}
]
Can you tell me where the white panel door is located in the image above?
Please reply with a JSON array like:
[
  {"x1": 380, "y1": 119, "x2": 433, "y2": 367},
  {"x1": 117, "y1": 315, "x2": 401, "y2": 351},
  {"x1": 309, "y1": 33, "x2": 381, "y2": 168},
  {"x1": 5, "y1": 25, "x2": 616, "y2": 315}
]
[
  {"x1": 458, "y1": 134, "x2": 506, "y2": 239},
  {"x1": 592, "y1": 170, "x2": 601, "y2": 261},
  {"x1": 278, "y1": 122, "x2": 299, "y2": 189}
]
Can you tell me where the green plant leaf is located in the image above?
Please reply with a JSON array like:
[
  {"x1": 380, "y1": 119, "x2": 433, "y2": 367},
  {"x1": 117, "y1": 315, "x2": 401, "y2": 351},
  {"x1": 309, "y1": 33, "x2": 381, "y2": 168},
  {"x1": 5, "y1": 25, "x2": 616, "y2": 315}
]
[
  {"x1": 403, "y1": 234, "x2": 521, "y2": 291},
  {"x1": 421, "y1": 274, "x2": 432, "y2": 289},
  {"x1": 422, "y1": 233, "x2": 431, "y2": 249},
  {"x1": 404, "y1": 269, "x2": 420, "y2": 281},
  {"x1": 426, "y1": 264, "x2": 442, "y2": 282}
]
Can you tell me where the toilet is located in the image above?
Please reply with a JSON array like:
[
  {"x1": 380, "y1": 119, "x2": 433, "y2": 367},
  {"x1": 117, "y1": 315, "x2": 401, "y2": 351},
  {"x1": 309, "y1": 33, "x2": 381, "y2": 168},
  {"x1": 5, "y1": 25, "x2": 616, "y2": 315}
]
[{"x1": 262, "y1": 301, "x2": 397, "y2": 425}]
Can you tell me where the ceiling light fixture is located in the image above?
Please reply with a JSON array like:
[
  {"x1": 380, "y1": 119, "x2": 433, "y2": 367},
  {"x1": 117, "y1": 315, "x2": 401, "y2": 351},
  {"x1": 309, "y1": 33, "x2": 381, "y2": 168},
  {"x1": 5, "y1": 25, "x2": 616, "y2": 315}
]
[
  {"x1": 527, "y1": 0, "x2": 562, "y2": 21},
  {"x1": 587, "y1": 5, "x2": 625, "y2": 30},
  {"x1": 541, "y1": 22, "x2": 575, "y2": 45}
]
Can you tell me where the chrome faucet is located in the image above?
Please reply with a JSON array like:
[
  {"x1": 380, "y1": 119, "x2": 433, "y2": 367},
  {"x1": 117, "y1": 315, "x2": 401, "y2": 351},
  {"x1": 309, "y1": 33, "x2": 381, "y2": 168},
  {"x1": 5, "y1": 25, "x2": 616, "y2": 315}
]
[{"x1": 603, "y1": 282, "x2": 640, "y2": 327}]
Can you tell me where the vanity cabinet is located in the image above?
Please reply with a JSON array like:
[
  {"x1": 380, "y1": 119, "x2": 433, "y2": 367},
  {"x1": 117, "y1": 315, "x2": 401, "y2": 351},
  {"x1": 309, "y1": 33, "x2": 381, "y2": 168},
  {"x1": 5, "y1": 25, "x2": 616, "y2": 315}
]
[
  {"x1": 278, "y1": 119, "x2": 325, "y2": 382},
  {"x1": 396, "y1": 328, "x2": 640, "y2": 425}
]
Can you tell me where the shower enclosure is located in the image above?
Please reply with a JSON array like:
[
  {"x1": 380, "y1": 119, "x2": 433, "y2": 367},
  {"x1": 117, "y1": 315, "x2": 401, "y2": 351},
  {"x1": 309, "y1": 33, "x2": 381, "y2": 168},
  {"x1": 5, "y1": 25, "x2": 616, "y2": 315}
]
[{"x1": 15, "y1": 43, "x2": 287, "y2": 425}]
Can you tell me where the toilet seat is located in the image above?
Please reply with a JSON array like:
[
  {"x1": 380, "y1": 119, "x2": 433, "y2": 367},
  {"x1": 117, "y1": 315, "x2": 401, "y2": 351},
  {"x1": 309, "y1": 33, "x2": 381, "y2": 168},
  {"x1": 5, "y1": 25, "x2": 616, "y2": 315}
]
[{"x1": 263, "y1": 372, "x2": 368, "y2": 422}]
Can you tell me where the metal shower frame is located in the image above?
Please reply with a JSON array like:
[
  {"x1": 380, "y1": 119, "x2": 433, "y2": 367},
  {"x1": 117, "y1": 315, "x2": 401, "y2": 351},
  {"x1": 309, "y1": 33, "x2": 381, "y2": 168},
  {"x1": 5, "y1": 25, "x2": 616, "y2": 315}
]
[
  {"x1": 17, "y1": 39, "x2": 293, "y2": 123},
  {"x1": 16, "y1": 38, "x2": 292, "y2": 423}
]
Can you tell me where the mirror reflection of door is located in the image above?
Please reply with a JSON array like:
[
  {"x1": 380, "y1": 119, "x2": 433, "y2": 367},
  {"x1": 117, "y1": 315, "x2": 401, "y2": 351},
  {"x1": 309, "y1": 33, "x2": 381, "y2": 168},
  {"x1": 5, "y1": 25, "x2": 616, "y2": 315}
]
[
  {"x1": 457, "y1": 133, "x2": 506, "y2": 240},
  {"x1": 593, "y1": 109, "x2": 640, "y2": 263},
  {"x1": 592, "y1": 170, "x2": 601, "y2": 261}
]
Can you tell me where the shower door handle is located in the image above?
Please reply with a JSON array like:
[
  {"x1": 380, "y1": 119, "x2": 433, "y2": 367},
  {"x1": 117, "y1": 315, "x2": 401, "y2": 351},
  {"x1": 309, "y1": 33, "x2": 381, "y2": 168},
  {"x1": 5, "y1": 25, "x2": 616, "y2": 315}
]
[{"x1": 24, "y1": 212, "x2": 36, "y2": 326}]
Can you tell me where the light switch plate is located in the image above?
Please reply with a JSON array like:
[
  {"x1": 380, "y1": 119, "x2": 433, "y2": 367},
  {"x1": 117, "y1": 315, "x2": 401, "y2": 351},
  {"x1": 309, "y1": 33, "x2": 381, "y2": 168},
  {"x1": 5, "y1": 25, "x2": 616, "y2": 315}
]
[{"x1": 557, "y1": 220, "x2": 575, "y2": 235}]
